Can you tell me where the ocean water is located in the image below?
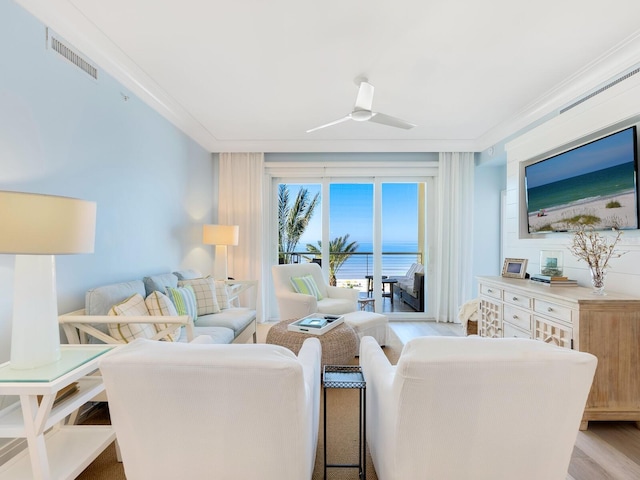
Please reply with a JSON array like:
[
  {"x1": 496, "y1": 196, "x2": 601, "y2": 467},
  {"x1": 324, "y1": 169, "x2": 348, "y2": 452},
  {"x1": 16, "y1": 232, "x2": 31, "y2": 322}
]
[
  {"x1": 317, "y1": 242, "x2": 421, "y2": 279},
  {"x1": 527, "y1": 162, "x2": 636, "y2": 213}
]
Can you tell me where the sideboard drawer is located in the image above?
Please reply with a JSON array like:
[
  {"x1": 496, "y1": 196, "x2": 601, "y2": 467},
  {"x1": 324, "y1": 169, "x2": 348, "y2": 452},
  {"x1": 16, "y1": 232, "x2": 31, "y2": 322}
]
[
  {"x1": 503, "y1": 304, "x2": 531, "y2": 331},
  {"x1": 480, "y1": 284, "x2": 502, "y2": 300},
  {"x1": 503, "y1": 322, "x2": 532, "y2": 339},
  {"x1": 533, "y1": 299, "x2": 572, "y2": 324},
  {"x1": 504, "y1": 290, "x2": 532, "y2": 309}
]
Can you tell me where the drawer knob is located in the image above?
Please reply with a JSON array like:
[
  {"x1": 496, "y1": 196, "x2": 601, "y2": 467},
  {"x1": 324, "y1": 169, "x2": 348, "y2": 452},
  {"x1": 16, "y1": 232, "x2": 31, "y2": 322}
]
[
  {"x1": 512, "y1": 296, "x2": 518, "y2": 301},
  {"x1": 547, "y1": 307, "x2": 554, "y2": 312},
  {"x1": 487, "y1": 289, "x2": 493, "y2": 293},
  {"x1": 512, "y1": 315, "x2": 518, "y2": 320}
]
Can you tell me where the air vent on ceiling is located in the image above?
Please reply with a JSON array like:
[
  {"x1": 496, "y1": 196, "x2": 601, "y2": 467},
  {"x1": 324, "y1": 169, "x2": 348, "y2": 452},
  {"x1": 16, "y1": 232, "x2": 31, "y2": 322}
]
[
  {"x1": 560, "y1": 67, "x2": 640, "y2": 114},
  {"x1": 46, "y1": 28, "x2": 98, "y2": 81}
]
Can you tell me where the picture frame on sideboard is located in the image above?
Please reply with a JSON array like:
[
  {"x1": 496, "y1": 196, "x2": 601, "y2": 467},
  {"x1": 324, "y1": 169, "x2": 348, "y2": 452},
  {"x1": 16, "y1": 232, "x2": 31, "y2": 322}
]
[{"x1": 502, "y1": 258, "x2": 528, "y2": 279}]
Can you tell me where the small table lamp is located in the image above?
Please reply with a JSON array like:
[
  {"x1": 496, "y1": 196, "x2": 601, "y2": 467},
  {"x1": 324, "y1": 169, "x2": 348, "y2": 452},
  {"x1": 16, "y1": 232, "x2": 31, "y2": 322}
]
[
  {"x1": 203, "y1": 224, "x2": 239, "y2": 280},
  {"x1": 0, "y1": 191, "x2": 96, "y2": 369}
]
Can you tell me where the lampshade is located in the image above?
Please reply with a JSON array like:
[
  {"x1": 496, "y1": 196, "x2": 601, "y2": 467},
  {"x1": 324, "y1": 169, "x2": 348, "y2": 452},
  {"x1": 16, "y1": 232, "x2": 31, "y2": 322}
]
[
  {"x1": 0, "y1": 191, "x2": 96, "y2": 254},
  {"x1": 203, "y1": 224, "x2": 239, "y2": 246},
  {"x1": 0, "y1": 191, "x2": 97, "y2": 369}
]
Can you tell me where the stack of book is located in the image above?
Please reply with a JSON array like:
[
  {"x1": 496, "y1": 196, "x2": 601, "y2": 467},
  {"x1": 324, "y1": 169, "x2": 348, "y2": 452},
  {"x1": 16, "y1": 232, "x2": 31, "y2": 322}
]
[{"x1": 530, "y1": 274, "x2": 578, "y2": 286}]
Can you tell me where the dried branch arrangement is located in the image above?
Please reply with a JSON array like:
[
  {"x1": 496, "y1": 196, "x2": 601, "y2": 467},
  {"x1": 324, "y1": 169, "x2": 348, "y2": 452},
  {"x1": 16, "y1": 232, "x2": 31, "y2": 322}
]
[{"x1": 568, "y1": 226, "x2": 626, "y2": 271}]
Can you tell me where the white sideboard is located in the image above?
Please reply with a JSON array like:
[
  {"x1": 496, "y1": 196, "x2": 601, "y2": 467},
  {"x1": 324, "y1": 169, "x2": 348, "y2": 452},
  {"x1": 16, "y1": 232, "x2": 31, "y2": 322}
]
[{"x1": 477, "y1": 276, "x2": 640, "y2": 430}]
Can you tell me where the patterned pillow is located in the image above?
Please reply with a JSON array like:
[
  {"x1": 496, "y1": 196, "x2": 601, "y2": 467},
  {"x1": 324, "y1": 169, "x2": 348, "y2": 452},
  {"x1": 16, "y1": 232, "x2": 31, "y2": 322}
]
[
  {"x1": 107, "y1": 294, "x2": 156, "y2": 343},
  {"x1": 290, "y1": 274, "x2": 323, "y2": 300},
  {"x1": 177, "y1": 278, "x2": 220, "y2": 315},
  {"x1": 214, "y1": 280, "x2": 230, "y2": 310},
  {"x1": 165, "y1": 286, "x2": 199, "y2": 322},
  {"x1": 145, "y1": 291, "x2": 182, "y2": 342}
]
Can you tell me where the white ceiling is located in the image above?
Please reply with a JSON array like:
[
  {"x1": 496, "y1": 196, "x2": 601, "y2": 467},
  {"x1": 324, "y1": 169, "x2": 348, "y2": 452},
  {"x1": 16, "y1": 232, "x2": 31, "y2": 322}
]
[{"x1": 15, "y1": 0, "x2": 640, "y2": 153}]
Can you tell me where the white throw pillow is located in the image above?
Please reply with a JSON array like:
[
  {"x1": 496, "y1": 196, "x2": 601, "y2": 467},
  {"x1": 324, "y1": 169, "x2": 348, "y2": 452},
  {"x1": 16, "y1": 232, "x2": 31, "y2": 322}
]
[
  {"x1": 214, "y1": 280, "x2": 230, "y2": 310},
  {"x1": 108, "y1": 294, "x2": 156, "y2": 343},
  {"x1": 145, "y1": 291, "x2": 182, "y2": 342}
]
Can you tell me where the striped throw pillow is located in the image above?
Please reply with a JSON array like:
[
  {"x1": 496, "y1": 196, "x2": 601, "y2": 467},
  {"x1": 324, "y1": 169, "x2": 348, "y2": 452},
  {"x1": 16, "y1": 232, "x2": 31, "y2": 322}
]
[
  {"x1": 290, "y1": 274, "x2": 323, "y2": 300},
  {"x1": 165, "y1": 285, "x2": 198, "y2": 322},
  {"x1": 107, "y1": 294, "x2": 156, "y2": 343}
]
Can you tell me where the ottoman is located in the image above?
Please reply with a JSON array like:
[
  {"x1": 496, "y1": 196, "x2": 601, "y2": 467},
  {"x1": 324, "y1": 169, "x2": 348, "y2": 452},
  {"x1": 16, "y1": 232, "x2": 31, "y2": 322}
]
[
  {"x1": 343, "y1": 311, "x2": 388, "y2": 351},
  {"x1": 266, "y1": 318, "x2": 358, "y2": 367}
]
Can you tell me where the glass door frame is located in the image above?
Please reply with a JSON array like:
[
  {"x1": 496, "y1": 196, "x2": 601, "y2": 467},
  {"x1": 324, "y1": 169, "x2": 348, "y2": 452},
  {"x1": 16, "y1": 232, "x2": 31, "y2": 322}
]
[{"x1": 266, "y1": 161, "x2": 438, "y2": 321}]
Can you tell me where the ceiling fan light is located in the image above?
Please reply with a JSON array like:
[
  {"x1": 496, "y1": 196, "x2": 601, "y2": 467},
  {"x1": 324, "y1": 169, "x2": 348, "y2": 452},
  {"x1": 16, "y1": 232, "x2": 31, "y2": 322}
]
[{"x1": 351, "y1": 110, "x2": 372, "y2": 122}]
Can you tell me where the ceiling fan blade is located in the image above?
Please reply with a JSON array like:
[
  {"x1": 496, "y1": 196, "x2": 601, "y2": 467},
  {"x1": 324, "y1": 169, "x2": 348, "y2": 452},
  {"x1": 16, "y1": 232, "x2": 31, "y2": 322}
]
[
  {"x1": 306, "y1": 115, "x2": 351, "y2": 133},
  {"x1": 354, "y1": 81, "x2": 374, "y2": 111},
  {"x1": 369, "y1": 112, "x2": 416, "y2": 130}
]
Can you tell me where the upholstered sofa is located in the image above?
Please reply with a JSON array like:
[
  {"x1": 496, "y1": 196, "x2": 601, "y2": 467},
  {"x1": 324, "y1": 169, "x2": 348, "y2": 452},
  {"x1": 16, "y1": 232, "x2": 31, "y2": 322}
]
[
  {"x1": 393, "y1": 263, "x2": 425, "y2": 311},
  {"x1": 59, "y1": 269, "x2": 257, "y2": 346}
]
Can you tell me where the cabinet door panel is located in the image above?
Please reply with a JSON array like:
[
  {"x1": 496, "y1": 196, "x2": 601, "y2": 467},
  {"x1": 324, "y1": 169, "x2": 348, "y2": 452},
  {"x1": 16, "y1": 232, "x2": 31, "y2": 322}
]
[{"x1": 534, "y1": 316, "x2": 572, "y2": 349}]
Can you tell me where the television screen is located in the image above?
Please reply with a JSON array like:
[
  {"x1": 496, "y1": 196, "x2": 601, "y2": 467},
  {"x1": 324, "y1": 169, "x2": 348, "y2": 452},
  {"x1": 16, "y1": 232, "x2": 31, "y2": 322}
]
[{"x1": 525, "y1": 126, "x2": 639, "y2": 233}]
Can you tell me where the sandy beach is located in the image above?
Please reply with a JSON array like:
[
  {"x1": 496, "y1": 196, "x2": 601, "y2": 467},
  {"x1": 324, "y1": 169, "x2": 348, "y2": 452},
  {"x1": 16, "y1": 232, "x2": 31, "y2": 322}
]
[{"x1": 528, "y1": 191, "x2": 637, "y2": 232}]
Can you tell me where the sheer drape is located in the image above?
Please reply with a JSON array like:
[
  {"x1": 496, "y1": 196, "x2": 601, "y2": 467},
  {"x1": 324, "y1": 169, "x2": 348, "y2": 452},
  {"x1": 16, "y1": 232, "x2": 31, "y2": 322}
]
[
  {"x1": 219, "y1": 152, "x2": 265, "y2": 321},
  {"x1": 434, "y1": 152, "x2": 475, "y2": 323}
]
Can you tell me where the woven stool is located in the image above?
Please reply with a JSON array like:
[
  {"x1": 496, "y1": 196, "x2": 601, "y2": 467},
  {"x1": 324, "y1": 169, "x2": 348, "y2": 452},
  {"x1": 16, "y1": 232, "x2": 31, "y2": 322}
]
[
  {"x1": 266, "y1": 318, "x2": 358, "y2": 367},
  {"x1": 342, "y1": 311, "x2": 388, "y2": 351}
]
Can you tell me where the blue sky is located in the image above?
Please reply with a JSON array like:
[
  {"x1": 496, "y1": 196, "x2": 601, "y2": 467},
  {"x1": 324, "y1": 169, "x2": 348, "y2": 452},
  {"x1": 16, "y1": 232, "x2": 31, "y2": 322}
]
[
  {"x1": 525, "y1": 126, "x2": 636, "y2": 188},
  {"x1": 285, "y1": 183, "x2": 419, "y2": 249}
]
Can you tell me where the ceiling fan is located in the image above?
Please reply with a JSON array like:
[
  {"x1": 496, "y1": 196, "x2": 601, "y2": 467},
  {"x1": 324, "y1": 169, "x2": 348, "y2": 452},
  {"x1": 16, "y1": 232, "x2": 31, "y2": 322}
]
[{"x1": 306, "y1": 80, "x2": 417, "y2": 133}]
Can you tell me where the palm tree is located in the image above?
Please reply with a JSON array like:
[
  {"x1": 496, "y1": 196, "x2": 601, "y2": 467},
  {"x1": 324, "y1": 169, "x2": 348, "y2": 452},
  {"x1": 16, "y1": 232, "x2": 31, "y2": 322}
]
[
  {"x1": 278, "y1": 184, "x2": 320, "y2": 263},
  {"x1": 306, "y1": 234, "x2": 359, "y2": 286}
]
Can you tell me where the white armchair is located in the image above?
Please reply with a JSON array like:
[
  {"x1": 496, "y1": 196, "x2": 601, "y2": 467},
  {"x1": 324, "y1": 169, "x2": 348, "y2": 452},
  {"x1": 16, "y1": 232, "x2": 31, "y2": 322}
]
[
  {"x1": 100, "y1": 337, "x2": 322, "y2": 480},
  {"x1": 271, "y1": 263, "x2": 358, "y2": 319},
  {"x1": 360, "y1": 336, "x2": 597, "y2": 480}
]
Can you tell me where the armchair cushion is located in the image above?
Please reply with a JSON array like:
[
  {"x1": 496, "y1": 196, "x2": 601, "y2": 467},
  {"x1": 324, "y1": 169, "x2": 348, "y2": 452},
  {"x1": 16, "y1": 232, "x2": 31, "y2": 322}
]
[
  {"x1": 107, "y1": 294, "x2": 156, "y2": 343},
  {"x1": 290, "y1": 274, "x2": 324, "y2": 300},
  {"x1": 178, "y1": 278, "x2": 220, "y2": 315}
]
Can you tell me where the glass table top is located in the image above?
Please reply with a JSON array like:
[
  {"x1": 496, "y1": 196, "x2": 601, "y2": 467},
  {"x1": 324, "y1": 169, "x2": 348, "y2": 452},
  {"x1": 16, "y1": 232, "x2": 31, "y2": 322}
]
[{"x1": 0, "y1": 345, "x2": 113, "y2": 383}]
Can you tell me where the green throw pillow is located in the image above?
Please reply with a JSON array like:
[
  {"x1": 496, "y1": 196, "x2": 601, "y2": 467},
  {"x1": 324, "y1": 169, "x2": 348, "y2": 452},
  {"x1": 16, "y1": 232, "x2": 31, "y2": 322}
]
[
  {"x1": 290, "y1": 274, "x2": 323, "y2": 300},
  {"x1": 165, "y1": 285, "x2": 198, "y2": 322}
]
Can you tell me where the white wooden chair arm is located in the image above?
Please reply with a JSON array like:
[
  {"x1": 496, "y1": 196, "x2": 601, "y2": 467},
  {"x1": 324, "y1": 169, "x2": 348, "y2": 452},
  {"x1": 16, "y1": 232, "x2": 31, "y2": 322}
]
[
  {"x1": 225, "y1": 279, "x2": 258, "y2": 306},
  {"x1": 59, "y1": 311, "x2": 193, "y2": 344}
]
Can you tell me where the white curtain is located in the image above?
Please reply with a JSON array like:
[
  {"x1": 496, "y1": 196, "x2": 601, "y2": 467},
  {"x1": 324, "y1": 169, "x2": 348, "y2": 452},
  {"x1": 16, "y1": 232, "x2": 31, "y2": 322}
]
[
  {"x1": 434, "y1": 152, "x2": 475, "y2": 323},
  {"x1": 219, "y1": 153, "x2": 265, "y2": 321}
]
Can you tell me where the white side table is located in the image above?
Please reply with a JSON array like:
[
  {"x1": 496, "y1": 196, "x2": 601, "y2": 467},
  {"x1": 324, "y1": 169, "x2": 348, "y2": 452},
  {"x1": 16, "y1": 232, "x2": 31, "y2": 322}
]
[{"x1": 0, "y1": 345, "x2": 117, "y2": 480}]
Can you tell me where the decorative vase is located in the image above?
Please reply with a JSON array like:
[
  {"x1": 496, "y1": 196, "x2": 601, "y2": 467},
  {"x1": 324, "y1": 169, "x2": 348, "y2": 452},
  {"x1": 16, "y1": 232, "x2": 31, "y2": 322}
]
[{"x1": 590, "y1": 267, "x2": 606, "y2": 295}]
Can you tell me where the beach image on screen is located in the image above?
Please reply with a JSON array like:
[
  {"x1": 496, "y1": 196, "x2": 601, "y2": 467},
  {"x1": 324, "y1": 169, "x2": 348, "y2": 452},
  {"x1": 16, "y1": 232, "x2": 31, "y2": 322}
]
[{"x1": 526, "y1": 127, "x2": 638, "y2": 233}]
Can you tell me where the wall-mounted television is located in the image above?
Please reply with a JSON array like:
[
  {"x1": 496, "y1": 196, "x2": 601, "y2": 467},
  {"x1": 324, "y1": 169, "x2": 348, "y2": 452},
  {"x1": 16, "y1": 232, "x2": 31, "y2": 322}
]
[{"x1": 524, "y1": 125, "x2": 639, "y2": 233}]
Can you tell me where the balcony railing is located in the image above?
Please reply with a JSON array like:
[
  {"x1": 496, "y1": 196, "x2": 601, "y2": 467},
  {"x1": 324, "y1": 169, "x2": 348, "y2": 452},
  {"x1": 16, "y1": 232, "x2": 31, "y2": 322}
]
[{"x1": 279, "y1": 251, "x2": 423, "y2": 279}]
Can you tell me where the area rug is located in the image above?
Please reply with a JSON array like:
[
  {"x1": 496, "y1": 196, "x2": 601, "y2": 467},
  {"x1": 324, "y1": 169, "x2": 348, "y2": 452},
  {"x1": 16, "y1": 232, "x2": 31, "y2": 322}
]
[{"x1": 76, "y1": 328, "x2": 403, "y2": 479}]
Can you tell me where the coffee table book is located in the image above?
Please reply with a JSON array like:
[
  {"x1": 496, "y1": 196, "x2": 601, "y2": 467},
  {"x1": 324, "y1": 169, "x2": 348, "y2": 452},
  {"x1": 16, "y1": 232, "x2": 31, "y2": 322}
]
[{"x1": 288, "y1": 314, "x2": 344, "y2": 335}]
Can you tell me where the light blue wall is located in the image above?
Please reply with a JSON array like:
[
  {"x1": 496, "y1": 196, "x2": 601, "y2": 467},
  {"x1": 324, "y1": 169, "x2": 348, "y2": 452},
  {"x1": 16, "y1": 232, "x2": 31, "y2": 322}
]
[
  {"x1": 472, "y1": 161, "x2": 506, "y2": 295},
  {"x1": 0, "y1": 0, "x2": 215, "y2": 362}
]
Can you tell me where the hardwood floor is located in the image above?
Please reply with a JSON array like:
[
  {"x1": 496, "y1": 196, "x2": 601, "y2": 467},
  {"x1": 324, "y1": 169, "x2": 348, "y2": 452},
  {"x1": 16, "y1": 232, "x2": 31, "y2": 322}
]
[{"x1": 389, "y1": 321, "x2": 640, "y2": 480}]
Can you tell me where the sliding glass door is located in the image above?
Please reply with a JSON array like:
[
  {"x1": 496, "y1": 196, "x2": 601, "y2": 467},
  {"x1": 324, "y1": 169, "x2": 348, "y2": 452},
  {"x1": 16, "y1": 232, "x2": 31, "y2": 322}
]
[{"x1": 275, "y1": 176, "x2": 429, "y2": 318}]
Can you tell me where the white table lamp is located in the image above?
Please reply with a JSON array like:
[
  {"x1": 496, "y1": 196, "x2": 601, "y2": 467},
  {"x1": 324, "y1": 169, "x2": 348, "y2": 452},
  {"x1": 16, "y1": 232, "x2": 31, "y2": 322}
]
[
  {"x1": 0, "y1": 191, "x2": 96, "y2": 369},
  {"x1": 203, "y1": 224, "x2": 239, "y2": 280}
]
